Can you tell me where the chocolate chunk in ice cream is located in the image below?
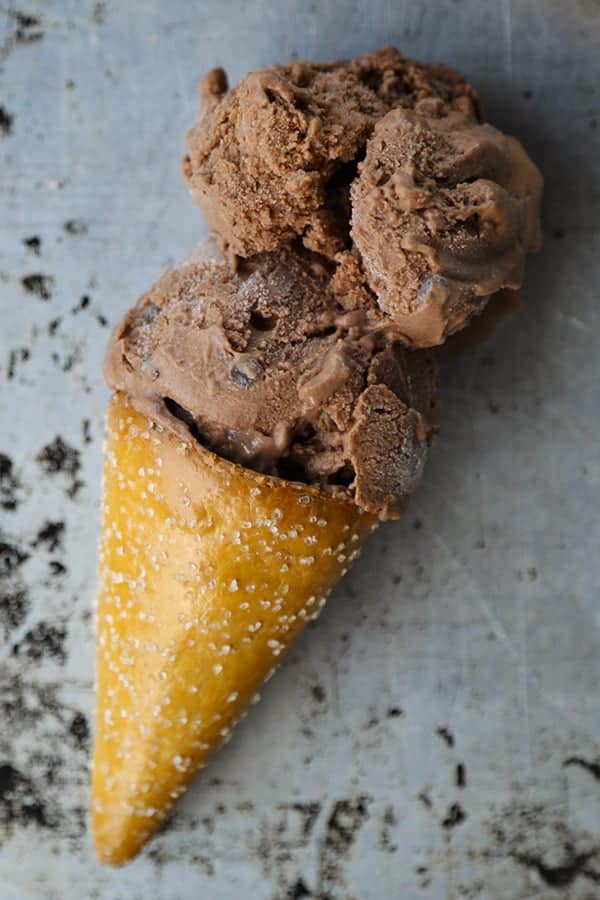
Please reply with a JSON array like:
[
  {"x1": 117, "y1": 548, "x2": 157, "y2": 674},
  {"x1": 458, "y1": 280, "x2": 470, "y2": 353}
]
[
  {"x1": 182, "y1": 48, "x2": 542, "y2": 347},
  {"x1": 105, "y1": 245, "x2": 439, "y2": 519}
]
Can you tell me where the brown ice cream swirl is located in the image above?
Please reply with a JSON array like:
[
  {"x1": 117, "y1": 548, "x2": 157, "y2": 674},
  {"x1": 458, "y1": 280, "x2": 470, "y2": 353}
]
[{"x1": 350, "y1": 104, "x2": 543, "y2": 346}]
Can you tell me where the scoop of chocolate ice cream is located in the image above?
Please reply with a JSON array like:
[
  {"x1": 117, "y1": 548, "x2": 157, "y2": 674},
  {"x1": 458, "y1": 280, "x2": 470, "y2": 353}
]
[
  {"x1": 182, "y1": 48, "x2": 542, "y2": 347},
  {"x1": 183, "y1": 48, "x2": 481, "y2": 259},
  {"x1": 105, "y1": 245, "x2": 439, "y2": 519},
  {"x1": 351, "y1": 106, "x2": 543, "y2": 346}
]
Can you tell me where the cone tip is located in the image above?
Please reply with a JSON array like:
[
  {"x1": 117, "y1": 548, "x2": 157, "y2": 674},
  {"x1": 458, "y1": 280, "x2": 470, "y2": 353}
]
[{"x1": 91, "y1": 792, "x2": 159, "y2": 866}]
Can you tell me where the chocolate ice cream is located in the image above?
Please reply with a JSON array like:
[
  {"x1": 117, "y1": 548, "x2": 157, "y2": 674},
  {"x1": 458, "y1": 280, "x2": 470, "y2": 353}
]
[
  {"x1": 351, "y1": 107, "x2": 543, "y2": 346},
  {"x1": 183, "y1": 48, "x2": 542, "y2": 346},
  {"x1": 105, "y1": 245, "x2": 439, "y2": 519},
  {"x1": 105, "y1": 48, "x2": 543, "y2": 514},
  {"x1": 183, "y1": 48, "x2": 480, "y2": 260}
]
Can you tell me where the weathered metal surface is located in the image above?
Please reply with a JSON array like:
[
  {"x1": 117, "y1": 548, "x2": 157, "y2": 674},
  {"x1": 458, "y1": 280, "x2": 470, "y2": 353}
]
[{"x1": 1, "y1": 1, "x2": 599, "y2": 897}]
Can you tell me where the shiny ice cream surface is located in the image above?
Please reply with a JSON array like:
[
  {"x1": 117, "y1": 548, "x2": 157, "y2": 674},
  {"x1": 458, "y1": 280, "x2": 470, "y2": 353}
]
[
  {"x1": 105, "y1": 245, "x2": 439, "y2": 519},
  {"x1": 183, "y1": 47, "x2": 542, "y2": 347}
]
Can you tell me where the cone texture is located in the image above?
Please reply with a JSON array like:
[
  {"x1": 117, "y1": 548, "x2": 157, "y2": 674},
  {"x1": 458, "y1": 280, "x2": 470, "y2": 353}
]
[{"x1": 92, "y1": 393, "x2": 375, "y2": 863}]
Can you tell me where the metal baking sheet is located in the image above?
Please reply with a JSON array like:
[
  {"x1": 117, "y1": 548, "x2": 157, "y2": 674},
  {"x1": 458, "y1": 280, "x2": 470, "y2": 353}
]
[{"x1": 1, "y1": 1, "x2": 599, "y2": 897}]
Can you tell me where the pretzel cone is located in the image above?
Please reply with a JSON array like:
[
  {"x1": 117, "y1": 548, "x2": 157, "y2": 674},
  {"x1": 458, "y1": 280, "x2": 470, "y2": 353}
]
[{"x1": 92, "y1": 393, "x2": 376, "y2": 864}]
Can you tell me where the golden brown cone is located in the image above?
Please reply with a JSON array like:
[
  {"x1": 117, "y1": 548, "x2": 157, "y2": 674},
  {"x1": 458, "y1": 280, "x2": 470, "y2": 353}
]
[{"x1": 92, "y1": 393, "x2": 376, "y2": 864}]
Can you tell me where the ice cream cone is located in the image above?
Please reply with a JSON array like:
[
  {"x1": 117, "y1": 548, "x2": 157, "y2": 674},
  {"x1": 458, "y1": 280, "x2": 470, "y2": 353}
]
[{"x1": 92, "y1": 392, "x2": 376, "y2": 864}]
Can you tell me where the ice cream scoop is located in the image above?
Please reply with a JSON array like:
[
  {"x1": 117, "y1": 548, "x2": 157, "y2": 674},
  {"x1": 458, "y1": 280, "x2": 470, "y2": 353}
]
[
  {"x1": 183, "y1": 48, "x2": 542, "y2": 346},
  {"x1": 351, "y1": 106, "x2": 543, "y2": 345},
  {"x1": 105, "y1": 244, "x2": 439, "y2": 519},
  {"x1": 183, "y1": 48, "x2": 481, "y2": 260}
]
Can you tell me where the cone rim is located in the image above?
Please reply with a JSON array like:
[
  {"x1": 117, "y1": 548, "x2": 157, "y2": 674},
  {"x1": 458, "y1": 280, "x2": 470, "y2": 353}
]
[{"x1": 111, "y1": 391, "x2": 365, "y2": 513}]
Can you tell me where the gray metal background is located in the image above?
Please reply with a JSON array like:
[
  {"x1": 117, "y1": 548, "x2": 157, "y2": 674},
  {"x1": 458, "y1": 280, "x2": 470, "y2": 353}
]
[{"x1": 1, "y1": 1, "x2": 599, "y2": 898}]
